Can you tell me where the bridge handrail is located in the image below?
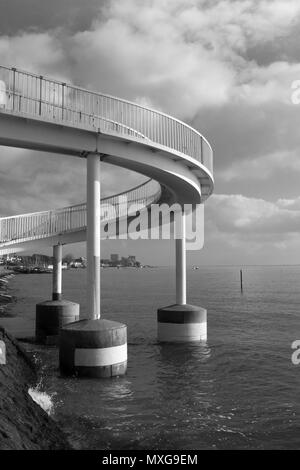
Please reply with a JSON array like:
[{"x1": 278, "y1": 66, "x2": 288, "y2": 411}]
[
  {"x1": 0, "y1": 178, "x2": 161, "y2": 245},
  {"x1": 0, "y1": 65, "x2": 213, "y2": 173},
  {"x1": 5, "y1": 88, "x2": 147, "y2": 140}
]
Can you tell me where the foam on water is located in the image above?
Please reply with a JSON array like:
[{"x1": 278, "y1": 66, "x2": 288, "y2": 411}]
[{"x1": 28, "y1": 383, "x2": 55, "y2": 416}]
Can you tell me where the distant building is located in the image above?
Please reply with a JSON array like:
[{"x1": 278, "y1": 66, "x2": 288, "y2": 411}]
[
  {"x1": 110, "y1": 254, "x2": 120, "y2": 266},
  {"x1": 121, "y1": 256, "x2": 129, "y2": 267},
  {"x1": 100, "y1": 258, "x2": 110, "y2": 267},
  {"x1": 100, "y1": 254, "x2": 142, "y2": 268},
  {"x1": 111, "y1": 254, "x2": 119, "y2": 263},
  {"x1": 70, "y1": 258, "x2": 86, "y2": 268},
  {"x1": 119, "y1": 255, "x2": 140, "y2": 267}
]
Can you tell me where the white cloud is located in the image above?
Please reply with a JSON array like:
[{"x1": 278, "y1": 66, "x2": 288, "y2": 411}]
[
  {"x1": 235, "y1": 61, "x2": 300, "y2": 105},
  {"x1": 70, "y1": 9, "x2": 234, "y2": 118},
  {"x1": 217, "y1": 150, "x2": 300, "y2": 182},
  {"x1": 207, "y1": 193, "x2": 300, "y2": 235},
  {"x1": 63, "y1": 0, "x2": 300, "y2": 119},
  {"x1": 277, "y1": 196, "x2": 300, "y2": 210},
  {"x1": 0, "y1": 32, "x2": 67, "y2": 80},
  {"x1": 0, "y1": 0, "x2": 300, "y2": 117}
]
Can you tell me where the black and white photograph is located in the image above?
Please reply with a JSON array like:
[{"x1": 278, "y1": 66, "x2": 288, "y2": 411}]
[{"x1": 0, "y1": 0, "x2": 300, "y2": 454}]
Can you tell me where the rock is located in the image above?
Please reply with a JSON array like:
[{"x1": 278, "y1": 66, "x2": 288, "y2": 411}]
[{"x1": 0, "y1": 327, "x2": 71, "y2": 450}]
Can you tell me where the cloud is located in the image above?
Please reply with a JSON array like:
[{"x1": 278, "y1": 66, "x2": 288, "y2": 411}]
[
  {"x1": 1, "y1": 1, "x2": 300, "y2": 116},
  {"x1": 217, "y1": 150, "x2": 300, "y2": 182},
  {"x1": 1, "y1": 0, "x2": 300, "y2": 264},
  {"x1": 206, "y1": 193, "x2": 300, "y2": 236},
  {"x1": 70, "y1": 6, "x2": 235, "y2": 117},
  {"x1": 0, "y1": 0, "x2": 106, "y2": 35},
  {"x1": 277, "y1": 196, "x2": 300, "y2": 210},
  {"x1": 0, "y1": 147, "x2": 144, "y2": 217},
  {"x1": 236, "y1": 61, "x2": 300, "y2": 105},
  {"x1": 0, "y1": 32, "x2": 67, "y2": 79},
  {"x1": 65, "y1": 0, "x2": 300, "y2": 118},
  {"x1": 0, "y1": 149, "x2": 85, "y2": 216}
]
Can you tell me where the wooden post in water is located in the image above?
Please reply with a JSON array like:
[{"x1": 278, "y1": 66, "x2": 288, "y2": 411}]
[{"x1": 240, "y1": 269, "x2": 243, "y2": 292}]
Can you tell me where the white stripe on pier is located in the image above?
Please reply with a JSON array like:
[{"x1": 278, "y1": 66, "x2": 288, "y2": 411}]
[{"x1": 74, "y1": 343, "x2": 127, "y2": 367}]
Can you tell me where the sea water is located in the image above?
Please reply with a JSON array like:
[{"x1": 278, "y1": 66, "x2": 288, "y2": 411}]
[{"x1": 2, "y1": 266, "x2": 300, "y2": 449}]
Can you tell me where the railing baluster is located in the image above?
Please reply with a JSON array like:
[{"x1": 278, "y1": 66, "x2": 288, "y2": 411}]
[
  {"x1": 39, "y1": 75, "x2": 43, "y2": 115},
  {"x1": 12, "y1": 67, "x2": 16, "y2": 111}
]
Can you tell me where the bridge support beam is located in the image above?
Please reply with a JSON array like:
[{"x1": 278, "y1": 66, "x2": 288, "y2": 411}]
[
  {"x1": 157, "y1": 209, "x2": 207, "y2": 342},
  {"x1": 52, "y1": 244, "x2": 62, "y2": 301},
  {"x1": 59, "y1": 154, "x2": 127, "y2": 378},
  {"x1": 35, "y1": 244, "x2": 79, "y2": 345},
  {"x1": 86, "y1": 152, "x2": 101, "y2": 319},
  {"x1": 175, "y1": 212, "x2": 186, "y2": 305}
]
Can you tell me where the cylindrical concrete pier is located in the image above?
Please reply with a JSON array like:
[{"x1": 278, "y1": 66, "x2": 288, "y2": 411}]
[
  {"x1": 59, "y1": 154, "x2": 127, "y2": 377},
  {"x1": 157, "y1": 208, "x2": 207, "y2": 342},
  {"x1": 59, "y1": 319, "x2": 127, "y2": 378},
  {"x1": 36, "y1": 244, "x2": 79, "y2": 345},
  {"x1": 36, "y1": 300, "x2": 79, "y2": 345},
  {"x1": 157, "y1": 304, "x2": 207, "y2": 342}
]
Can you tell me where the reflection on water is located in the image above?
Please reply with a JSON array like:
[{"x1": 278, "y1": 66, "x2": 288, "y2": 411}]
[{"x1": 4, "y1": 266, "x2": 300, "y2": 449}]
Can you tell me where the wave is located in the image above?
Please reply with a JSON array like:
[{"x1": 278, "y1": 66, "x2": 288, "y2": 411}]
[{"x1": 28, "y1": 382, "x2": 55, "y2": 416}]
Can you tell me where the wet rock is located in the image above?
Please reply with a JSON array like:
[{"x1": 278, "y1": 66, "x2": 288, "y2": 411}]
[{"x1": 0, "y1": 327, "x2": 71, "y2": 450}]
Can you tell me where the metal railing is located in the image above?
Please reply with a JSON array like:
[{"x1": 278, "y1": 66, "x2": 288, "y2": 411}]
[
  {"x1": 0, "y1": 65, "x2": 213, "y2": 173},
  {"x1": 0, "y1": 179, "x2": 161, "y2": 246}
]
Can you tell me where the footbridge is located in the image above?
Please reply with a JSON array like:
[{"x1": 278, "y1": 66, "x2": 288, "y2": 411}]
[
  {"x1": 0, "y1": 178, "x2": 163, "y2": 254},
  {"x1": 0, "y1": 65, "x2": 214, "y2": 378}
]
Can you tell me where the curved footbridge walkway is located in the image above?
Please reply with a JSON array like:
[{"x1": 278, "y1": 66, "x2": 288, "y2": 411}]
[{"x1": 0, "y1": 66, "x2": 214, "y2": 378}]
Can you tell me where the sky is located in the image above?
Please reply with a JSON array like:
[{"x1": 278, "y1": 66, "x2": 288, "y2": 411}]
[{"x1": 1, "y1": 0, "x2": 300, "y2": 265}]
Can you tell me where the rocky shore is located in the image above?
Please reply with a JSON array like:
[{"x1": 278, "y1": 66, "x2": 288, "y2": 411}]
[{"x1": 0, "y1": 326, "x2": 71, "y2": 450}]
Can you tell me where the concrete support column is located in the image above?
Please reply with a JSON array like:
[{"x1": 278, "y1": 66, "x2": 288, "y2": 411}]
[
  {"x1": 59, "y1": 153, "x2": 127, "y2": 378},
  {"x1": 86, "y1": 153, "x2": 101, "y2": 320},
  {"x1": 36, "y1": 243, "x2": 79, "y2": 345},
  {"x1": 175, "y1": 210, "x2": 186, "y2": 305},
  {"x1": 52, "y1": 244, "x2": 62, "y2": 301},
  {"x1": 157, "y1": 207, "x2": 207, "y2": 342}
]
